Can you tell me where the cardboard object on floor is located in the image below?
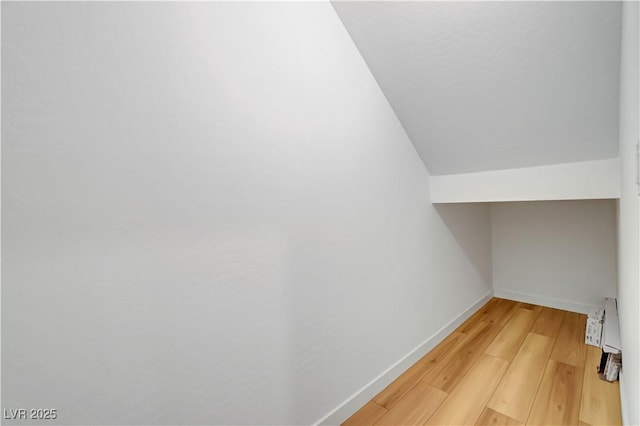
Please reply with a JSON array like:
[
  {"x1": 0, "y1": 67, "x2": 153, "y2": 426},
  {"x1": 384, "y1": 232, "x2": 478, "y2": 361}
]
[{"x1": 585, "y1": 306, "x2": 604, "y2": 347}]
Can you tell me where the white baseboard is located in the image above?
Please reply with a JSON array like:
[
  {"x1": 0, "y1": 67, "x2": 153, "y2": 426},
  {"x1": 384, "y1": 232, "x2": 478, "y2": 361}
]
[
  {"x1": 619, "y1": 371, "x2": 629, "y2": 426},
  {"x1": 314, "y1": 290, "x2": 493, "y2": 425},
  {"x1": 493, "y1": 289, "x2": 600, "y2": 314}
]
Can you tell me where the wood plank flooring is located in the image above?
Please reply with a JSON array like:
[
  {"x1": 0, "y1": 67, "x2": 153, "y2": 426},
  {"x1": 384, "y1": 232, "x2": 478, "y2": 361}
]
[{"x1": 342, "y1": 298, "x2": 622, "y2": 426}]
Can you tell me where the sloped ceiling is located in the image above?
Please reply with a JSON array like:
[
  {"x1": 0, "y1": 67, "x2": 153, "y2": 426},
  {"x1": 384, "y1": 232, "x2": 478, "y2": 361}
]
[{"x1": 332, "y1": 1, "x2": 622, "y2": 175}]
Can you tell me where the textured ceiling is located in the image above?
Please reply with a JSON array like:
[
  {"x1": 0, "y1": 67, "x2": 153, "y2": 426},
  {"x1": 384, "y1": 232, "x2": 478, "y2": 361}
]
[{"x1": 332, "y1": 1, "x2": 622, "y2": 175}]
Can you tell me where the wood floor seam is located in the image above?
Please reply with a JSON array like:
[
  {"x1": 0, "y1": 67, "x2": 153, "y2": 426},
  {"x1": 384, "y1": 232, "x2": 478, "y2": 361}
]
[
  {"x1": 524, "y1": 326, "x2": 564, "y2": 424},
  {"x1": 523, "y1": 352, "x2": 555, "y2": 424}
]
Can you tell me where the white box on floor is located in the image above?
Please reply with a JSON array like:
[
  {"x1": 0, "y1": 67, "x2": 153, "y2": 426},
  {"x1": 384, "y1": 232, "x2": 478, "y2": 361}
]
[
  {"x1": 585, "y1": 306, "x2": 604, "y2": 347},
  {"x1": 585, "y1": 317, "x2": 603, "y2": 347}
]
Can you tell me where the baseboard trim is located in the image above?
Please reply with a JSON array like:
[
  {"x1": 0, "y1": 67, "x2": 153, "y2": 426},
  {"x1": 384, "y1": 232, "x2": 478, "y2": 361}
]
[
  {"x1": 493, "y1": 289, "x2": 600, "y2": 314},
  {"x1": 619, "y1": 371, "x2": 629, "y2": 426},
  {"x1": 314, "y1": 290, "x2": 493, "y2": 425}
]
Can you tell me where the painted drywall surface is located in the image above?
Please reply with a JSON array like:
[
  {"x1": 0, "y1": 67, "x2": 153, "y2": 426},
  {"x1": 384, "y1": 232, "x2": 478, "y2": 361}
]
[
  {"x1": 332, "y1": 2, "x2": 621, "y2": 175},
  {"x1": 1, "y1": 3, "x2": 492, "y2": 425},
  {"x1": 616, "y1": 2, "x2": 639, "y2": 424},
  {"x1": 433, "y1": 203, "x2": 492, "y2": 285},
  {"x1": 431, "y1": 159, "x2": 621, "y2": 203},
  {"x1": 492, "y1": 200, "x2": 617, "y2": 313}
]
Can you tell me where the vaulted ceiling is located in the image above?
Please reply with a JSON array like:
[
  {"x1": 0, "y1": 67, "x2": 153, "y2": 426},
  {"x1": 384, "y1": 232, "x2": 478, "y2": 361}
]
[{"x1": 332, "y1": 2, "x2": 622, "y2": 175}]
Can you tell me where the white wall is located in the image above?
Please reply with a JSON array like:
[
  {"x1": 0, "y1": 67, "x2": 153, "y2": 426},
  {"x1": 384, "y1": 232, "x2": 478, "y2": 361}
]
[
  {"x1": 616, "y1": 2, "x2": 639, "y2": 424},
  {"x1": 433, "y1": 203, "x2": 493, "y2": 285},
  {"x1": 1, "y1": 3, "x2": 492, "y2": 425},
  {"x1": 492, "y1": 200, "x2": 618, "y2": 313},
  {"x1": 431, "y1": 159, "x2": 621, "y2": 203}
]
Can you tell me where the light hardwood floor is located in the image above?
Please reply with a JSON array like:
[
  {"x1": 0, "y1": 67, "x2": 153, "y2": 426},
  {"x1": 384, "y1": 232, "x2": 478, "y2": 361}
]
[{"x1": 342, "y1": 298, "x2": 622, "y2": 426}]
